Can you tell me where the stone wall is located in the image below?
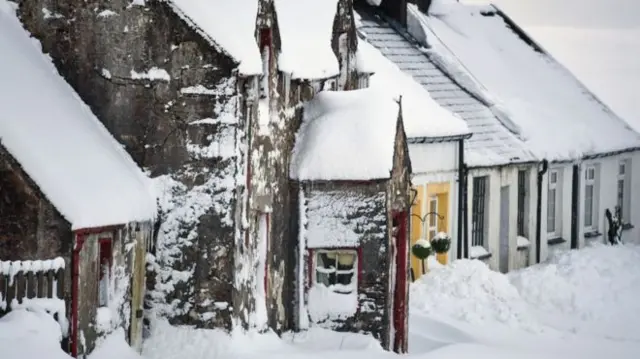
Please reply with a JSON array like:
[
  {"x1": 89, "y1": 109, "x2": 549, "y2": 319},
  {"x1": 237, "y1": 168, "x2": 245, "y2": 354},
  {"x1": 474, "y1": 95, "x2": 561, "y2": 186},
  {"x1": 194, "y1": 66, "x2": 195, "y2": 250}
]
[{"x1": 17, "y1": 0, "x2": 246, "y2": 329}]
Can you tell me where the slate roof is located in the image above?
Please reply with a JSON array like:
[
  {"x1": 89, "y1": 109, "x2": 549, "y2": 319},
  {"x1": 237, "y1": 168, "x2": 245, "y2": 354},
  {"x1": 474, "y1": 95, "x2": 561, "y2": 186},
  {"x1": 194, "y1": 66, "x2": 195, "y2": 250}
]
[
  {"x1": 410, "y1": 3, "x2": 640, "y2": 161},
  {"x1": 356, "y1": 8, "x2": 536, "y2": 168}
]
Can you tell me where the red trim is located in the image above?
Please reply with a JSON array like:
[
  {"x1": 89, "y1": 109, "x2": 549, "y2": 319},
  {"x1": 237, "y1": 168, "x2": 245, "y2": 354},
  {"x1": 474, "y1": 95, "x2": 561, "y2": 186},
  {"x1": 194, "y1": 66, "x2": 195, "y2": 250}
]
[
  {"x1": 264, "y1": 213, "x2": 270, "y2": 297},
  {"x1": 392, "y1": 211, "x2": 409, "y2": 353},
  {"x1": 305, "y1": 247, "x2": 362, "y2": 311},
  {"x1": 73, "y1": 225, "x2": 121, "y2": 235}
]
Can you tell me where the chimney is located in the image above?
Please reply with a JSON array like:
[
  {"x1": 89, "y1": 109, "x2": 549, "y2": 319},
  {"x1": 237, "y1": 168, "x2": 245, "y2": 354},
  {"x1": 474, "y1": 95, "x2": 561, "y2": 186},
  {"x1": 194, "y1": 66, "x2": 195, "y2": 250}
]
[
  {"x1": 378, "y1": 0, "x2": 408, "y2": 27},
  {"x1": 416, "y1": 0, "x2": 433, "y2": 14}
]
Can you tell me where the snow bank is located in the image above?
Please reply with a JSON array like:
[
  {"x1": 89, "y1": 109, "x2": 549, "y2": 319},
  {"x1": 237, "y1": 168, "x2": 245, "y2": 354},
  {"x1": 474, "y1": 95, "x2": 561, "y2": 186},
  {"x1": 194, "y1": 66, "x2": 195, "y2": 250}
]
[
  {"x1": 275, "y1": 0, "x2": 340, "y2": 79},
  {"x1": 356, "y1": 38, "x2": 469, "y2": 139},
  {"x1": 89, "y1": 329, "x2": 141, "y2": 359},
  {"x1": 0, "y1": 309, "x2": 71, "y2": 359},
  {"x1": 168, "y1": 0, "x2": 262, "y2": 75},
  {"x1": 290, "y1": 88, "x2": 399, "y2": 181},
  {"x1": 0, "y1": 3, "x2": 156, "y2": 230},
  {"x1": 509, "y1": 243, "x2": 640, "y2": 341},
  {"x1": 282, "y1": 327, "x2": 384, "y2": 352},
  {"x1": 410, "y1": 259, "x2": 542, "y2": 332}
]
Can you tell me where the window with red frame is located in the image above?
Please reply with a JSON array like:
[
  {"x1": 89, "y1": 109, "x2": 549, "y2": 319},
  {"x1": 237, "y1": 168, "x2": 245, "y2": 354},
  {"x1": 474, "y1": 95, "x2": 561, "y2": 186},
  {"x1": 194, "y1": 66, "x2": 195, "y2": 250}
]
[
  {"x1": 98, "y1": 239, "x2": 112, "y2": 306},
  {"x1": 314, "y1": 250, "x2": 357, "y2": 294}
]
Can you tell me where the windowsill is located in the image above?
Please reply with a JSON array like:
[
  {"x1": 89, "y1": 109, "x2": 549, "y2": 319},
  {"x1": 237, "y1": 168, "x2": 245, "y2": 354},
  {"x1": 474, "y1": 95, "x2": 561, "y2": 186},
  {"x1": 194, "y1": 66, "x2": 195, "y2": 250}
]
[
  {"x1": 622, "y1": 223, "x2": 634, "y2": 231},
  {"x1": 470, "y1": 252, "x2": 492, "y2": 261},
  {"x1": 584, "y1": 230, "x2": 602, "y2": 239},
  {"x1": 516, "y1": 236, "x2": 530, "y2": 251},
  {"x1": 547, "y1": 237, "x2": 566, "y2": 245}
]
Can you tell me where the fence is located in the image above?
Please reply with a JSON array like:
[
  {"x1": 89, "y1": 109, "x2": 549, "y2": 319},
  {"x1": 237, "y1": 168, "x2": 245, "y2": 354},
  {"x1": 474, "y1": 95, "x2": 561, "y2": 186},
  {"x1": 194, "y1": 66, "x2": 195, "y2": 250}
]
[{"x1": 0, "y1": 257, "x2": 65, "y2": 314}]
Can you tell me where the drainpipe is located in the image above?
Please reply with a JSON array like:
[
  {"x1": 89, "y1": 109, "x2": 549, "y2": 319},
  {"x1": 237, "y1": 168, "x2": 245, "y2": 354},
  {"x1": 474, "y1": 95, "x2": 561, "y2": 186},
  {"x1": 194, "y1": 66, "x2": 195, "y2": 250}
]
[
  {"x1": 570, "y1": 164, "x2": 580, "y2": 249},
  {"x1": 535, "y1": 159, "x2": 549, "y2": 263},
  {"x1": 456, "y1": 139, "x2": 465, "y2": 259}
]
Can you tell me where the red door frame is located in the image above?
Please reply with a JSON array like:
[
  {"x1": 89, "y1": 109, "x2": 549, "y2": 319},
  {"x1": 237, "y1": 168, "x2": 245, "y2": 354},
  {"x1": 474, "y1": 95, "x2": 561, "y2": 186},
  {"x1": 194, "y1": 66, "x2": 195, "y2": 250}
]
[
  {"x1": 70, "y1": 226, "x2": 118, "y2": 357},
  {"x1": 392, "y1": 211, "x2": 408, "y2": 353}
]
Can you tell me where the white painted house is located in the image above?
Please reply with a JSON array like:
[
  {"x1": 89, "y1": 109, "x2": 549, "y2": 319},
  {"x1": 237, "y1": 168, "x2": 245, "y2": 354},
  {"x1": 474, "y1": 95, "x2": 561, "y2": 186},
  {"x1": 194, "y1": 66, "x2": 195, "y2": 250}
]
[
  {"x1": 409, "y1": 2, "x2": 640, "y2": 263},
  {"x1": 355, "y1": 30, "x2": 471, "y2": 280},
  {"x1": 357, "y1": 5, "x2": 538, "y2": 275}
]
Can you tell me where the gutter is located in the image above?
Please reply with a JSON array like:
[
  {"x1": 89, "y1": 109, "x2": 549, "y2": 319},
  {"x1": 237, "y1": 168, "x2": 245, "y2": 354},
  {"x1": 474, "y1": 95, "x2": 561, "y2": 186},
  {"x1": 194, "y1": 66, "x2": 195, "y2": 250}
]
[
  {"x1": 535, "y1": 159, "x2": 548, "y2": 263},
  {"x1": 407, "y1": 133, "x2": 472, "y2": 144},
  {"x1": 456, "y1": 139, "x2": 466, "y2": 259}
]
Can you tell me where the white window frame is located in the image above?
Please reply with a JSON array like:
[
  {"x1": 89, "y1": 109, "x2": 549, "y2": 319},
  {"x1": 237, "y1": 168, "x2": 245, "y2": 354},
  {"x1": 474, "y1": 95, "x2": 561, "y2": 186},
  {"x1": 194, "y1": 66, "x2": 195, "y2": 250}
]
[
  {"x1": 427, "y1": 195, "x2": 438, "y2": 240},
  {"x1": 547, "y1": 169, "x2": 561, "y2": 237},
  {"x1": 584, "y1": 165, "x2": 598, "y2": 232},
  {"x1": 313, "y1": 249, "x2": 358, "y2": 295},
  {"x1": 617, "y1": 160, "x2": 631, "y2": 223}
]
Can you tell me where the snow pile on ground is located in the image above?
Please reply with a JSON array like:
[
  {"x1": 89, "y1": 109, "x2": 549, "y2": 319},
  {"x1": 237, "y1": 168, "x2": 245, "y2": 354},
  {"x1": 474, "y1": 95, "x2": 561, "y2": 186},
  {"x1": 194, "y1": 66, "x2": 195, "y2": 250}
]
[
  {"x1": 143, "y1": 318, "x2": 389, "y2": 359},
  {"x1": 89, "y1": 329, "x2": 142, "y2": 359},
  {"x1": 410, "y1": 259, "x2": 543, "y2": 332},
  {"x1": 509, "y1": 243, "x2": 640, "y2": 341},
  {"x1": 0, "y1": 309, "x2": 71, "y2": 359}
]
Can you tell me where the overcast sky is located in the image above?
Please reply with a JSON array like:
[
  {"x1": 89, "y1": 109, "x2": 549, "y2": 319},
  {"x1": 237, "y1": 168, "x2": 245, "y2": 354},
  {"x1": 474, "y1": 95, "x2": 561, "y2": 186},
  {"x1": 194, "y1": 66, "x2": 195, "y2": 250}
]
[
  {"x1": 460, "y1": 0, "x2": 640, "y2": 132},
  {"x1": 463, "y1": 0, "x2": 640, "y2": 29}
]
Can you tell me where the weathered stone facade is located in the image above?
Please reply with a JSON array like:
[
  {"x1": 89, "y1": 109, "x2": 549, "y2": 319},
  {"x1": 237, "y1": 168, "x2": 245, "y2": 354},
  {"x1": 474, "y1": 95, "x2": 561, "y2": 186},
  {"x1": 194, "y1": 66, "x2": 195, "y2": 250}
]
[{"x1": 16, "y1": 0, "x2": 250, "y2": 330}]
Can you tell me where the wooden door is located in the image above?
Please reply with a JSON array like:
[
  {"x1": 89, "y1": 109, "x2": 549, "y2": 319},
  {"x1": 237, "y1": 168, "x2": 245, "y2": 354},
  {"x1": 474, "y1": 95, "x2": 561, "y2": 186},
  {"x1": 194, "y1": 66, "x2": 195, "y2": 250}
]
[
  {"x1": 392, "y1": 211, "x2": 409, "y2": 353},
  {"x1": 129, "y1": 231, "x2": 146, "y2": 352}
]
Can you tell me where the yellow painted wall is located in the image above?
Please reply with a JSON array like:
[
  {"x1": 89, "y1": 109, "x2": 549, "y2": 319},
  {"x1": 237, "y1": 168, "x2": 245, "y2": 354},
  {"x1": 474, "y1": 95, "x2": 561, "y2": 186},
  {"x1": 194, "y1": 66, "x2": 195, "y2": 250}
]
[
  {"x1": 410, "y1": 185, "x2": 425, "y2": 280},
  {"x1": 427, "y1": 182, "x2": 451, "y2": 238},
  {"x1": 410, "y1": 182, "x2": 452, "y2": 281}
]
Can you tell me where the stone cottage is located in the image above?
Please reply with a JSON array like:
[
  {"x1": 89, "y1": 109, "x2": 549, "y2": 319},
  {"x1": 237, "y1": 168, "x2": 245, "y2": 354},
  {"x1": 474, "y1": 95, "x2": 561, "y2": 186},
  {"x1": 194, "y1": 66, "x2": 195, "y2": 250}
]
[
  {"x1": 12, "y1": 0, "x2": 408, "y2": 354},
  {"x1": 290, "y1": 88, "x2": 412, "y2": 353},
  {"x1": 0, "y1": 9, "x2": 156, "y2": 357}
]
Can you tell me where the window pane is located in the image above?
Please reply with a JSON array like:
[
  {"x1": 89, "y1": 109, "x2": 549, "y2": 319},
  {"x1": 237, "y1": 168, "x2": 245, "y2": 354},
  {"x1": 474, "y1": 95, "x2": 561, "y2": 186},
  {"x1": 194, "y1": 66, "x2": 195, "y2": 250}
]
[
  {"x1": 584, "y1": 185, "x2": 593, "y2": 227},
  {"x1": 429, "y1": 198, "x2": 437, "y2": 226},
  {"x1": 618, "y1": 179, "x2": 625, "y2": 210},
  {"x1": 550, "y1": 172, "x2": 557, "y2": 184},
  {"x1": 547, "y1": 188, "x2": 556, "y2": 233},
  {"x1": 337, "y1": 253, "x2": 355, "y2": 268},
  {"x1": 619, "y1": 163, "x2": 626, "y2": 175}
]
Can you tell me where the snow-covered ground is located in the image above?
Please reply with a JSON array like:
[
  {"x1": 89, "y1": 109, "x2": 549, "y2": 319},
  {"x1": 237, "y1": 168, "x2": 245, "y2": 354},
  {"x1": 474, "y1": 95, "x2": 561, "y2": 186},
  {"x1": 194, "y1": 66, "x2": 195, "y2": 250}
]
[
  {"x1": 461, "y1": 0, "x2": 640, "y2": 133},
  {"x1": 5, "y1": 243, "x2": 640, "y2": 359}
]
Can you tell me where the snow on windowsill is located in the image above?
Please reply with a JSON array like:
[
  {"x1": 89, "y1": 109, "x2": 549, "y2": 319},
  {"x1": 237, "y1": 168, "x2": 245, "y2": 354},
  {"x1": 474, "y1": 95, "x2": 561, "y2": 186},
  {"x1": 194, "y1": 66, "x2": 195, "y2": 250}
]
[
  {"x1": 517, "y1": 236, "x2": 530, "y2": 250},
  {"x1": 470, "y1": 245, "x2": 491, "y2": 260},
  {"x1": 307, "y1": 284, "x2": 357, "y2": 324}
]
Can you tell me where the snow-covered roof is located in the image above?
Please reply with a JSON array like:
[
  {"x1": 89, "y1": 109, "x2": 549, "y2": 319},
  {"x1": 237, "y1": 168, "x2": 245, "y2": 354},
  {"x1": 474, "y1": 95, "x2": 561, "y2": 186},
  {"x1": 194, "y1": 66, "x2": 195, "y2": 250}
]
[
  {"x1": 356, "y1": 9, "x2": 536, "y2": 168},
  {"x1": 0, "y1": 7, "x2": 157, "y2": 230},
  {"x1": 274, "y1": 0, "x2": 340, "y2": 79},
  {"x1": 357, "y1": 38, "x2": 469, "y2": 140},
  {"x1": 168, "y1": 0, "x2": 262, "y2": 75},
  {"x1": 290, "y1": 88, "x2": 400, "y2": 181},
  {"x1": 417, "y1": 2, "x2": 640, "y2": 161}
]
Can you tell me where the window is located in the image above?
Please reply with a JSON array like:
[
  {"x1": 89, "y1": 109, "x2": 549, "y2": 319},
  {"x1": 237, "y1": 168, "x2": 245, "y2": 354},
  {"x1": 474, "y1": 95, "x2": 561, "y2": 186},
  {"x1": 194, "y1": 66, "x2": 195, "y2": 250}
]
[
  {"x1": 584, "y1": 166, "x2": 598, "y2": 230},
  {"x1": 428, "y1": 196, "x2": 438, "y2": 240},
  {"x1": 471, "y1": 176, "x2": 488, "y2": 247},
  {"x1": 517, "y1": 170, "x2": 528, "y2": 236},
  {"x1": 98, "y1": 239, "x2": 112, "y2": 306},
  {"x1": 315, "y1": 250, "x2": 357, "y2": 294},
  {"x1": 617, "y1": 160, "x2": 631, "y2": 222},
  {"x1": 547, "y1": 170, "x2": 560, "y2": 235}
]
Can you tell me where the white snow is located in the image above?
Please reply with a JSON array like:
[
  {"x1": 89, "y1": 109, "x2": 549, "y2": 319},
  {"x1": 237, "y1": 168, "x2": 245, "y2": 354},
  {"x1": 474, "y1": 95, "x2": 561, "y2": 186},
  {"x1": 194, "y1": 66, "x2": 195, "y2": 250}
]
[
  {"x1": 415, "y1": 3, "x2": 640, "y2": 160},
  {"x1": 0, "y1": 6, "x2": 157, "y2": 230},
  {"x1": 304, "y1": 190, "x2": 386, "y2": 248},
  {"x1": 307, "y1": 285, "x2": 358, "y2": 324},
  {"x1": 130, "y1": 67, "x2": 170, "y2": 81},
  {"x1": 469, "y1": 245, "x2": 489, "y2": 258},
  {"x1": 290, "y1": 88, "x2": 399, "y2": 181},
  {"x1": 516, "y1": 236, "x2": 530, "y2": 248},
  {"x1": 356, "y1": 37, "x2": 470, "y2": 139},
  {"x1": 89, "y1": 329, "x2": 141, "y2": 359},
  {"x1": 0, "y1": 309, "x2": 71, "y2": 359},
  {"x1": 168, "y1": 0, "x2": 262, "y2": 75},
  {"x1": 274, "y1": 0, "x2": 340, "y2": 79},
  {"x1": 97, "y1": 9, "x2": 118, "y2": 18}
]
